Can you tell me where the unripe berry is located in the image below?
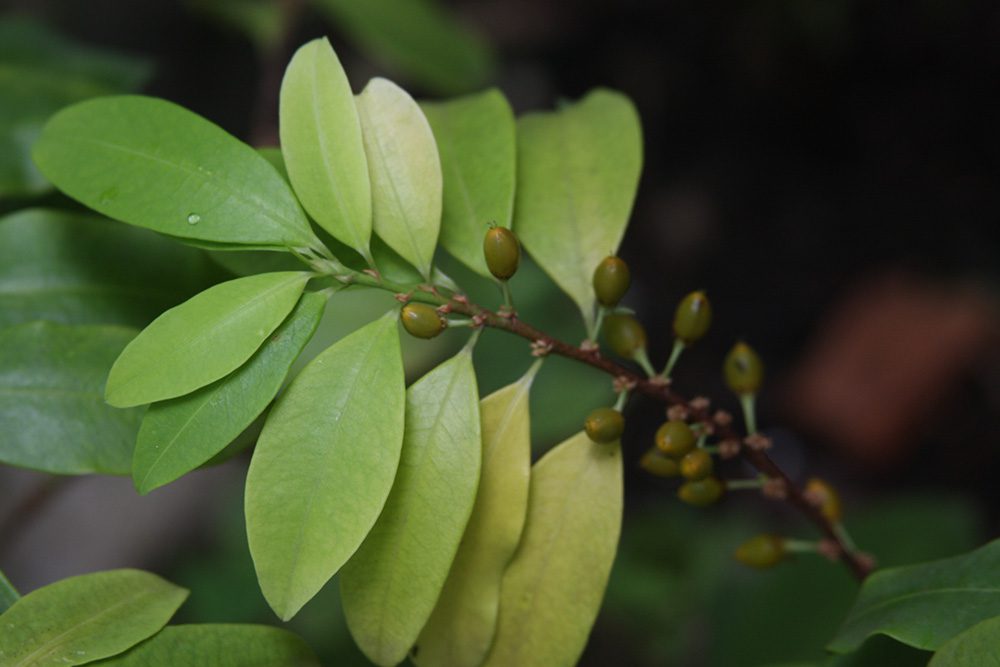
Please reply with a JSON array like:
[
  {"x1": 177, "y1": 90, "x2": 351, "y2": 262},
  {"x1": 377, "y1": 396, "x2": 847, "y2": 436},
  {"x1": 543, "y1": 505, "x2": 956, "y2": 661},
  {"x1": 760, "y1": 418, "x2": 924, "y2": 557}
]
[
  {"x1": 640, "y1": 448, "x2": 680, "y2": 477},
  {"x1": 680, "y1": 448, "x2": 713, "y2": 481},
  {"x1": 603, "y1": 314, "x2": 647, "y2": 359},
  {"x1": 655, "y1": 420, "x2": 696, "y2": 458},
  {"x1": 483, "y1": 225, "x2": 520, "y2": 281},
  {"x1": 400, "y1": 303, "x2": 445, "y2": 339},
  {"x1": 724, "y1": 341, "x2": 764, "y2": 394},
  {"x1": 734, "y1": 534, "x2": 786, "y2": 569},
  {"x1": 805, "y1": 477, "x2": 842, "y2": 523},
  {"x1": 592, "y1": 256, "x2": 631, "y2": 307},
  {"x1": 584, "y1": 407, "x2": 624, "y2": 444},
  {"x1": 673, "y1": 290, "x2": 712, "y2": 344},
  {"x1": 678, "y1": 476, "x2": 724, "y2": 507}
]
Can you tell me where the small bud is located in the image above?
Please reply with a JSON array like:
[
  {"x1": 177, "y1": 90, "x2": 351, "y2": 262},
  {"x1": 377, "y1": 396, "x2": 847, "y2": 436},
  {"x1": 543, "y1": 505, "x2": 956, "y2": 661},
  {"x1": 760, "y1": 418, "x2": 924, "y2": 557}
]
[
  {"x1": 640, "y1": 447, "x2": 680, "y2": 477},
  {"x1": 804, "y1": 478, "x2": 843, "y2": 523},
  {"x1": 724, "y1": 341, "x2": 764, "y2": 395},
  {"x1": 592, "y1": 256, "x2": 631, "y2": 307},
  {"x1": 680, "y1": 448, "x2": 714, "y2": 481},
  {"x1": 483, "y1": 225, "x2": 520, "y2": 281},
  {"x1": 602, "y1": 313, "x2": 647, "y2": 359},
  {"x1": 678, "y1": 476, "x2": 724, "y2": 507},
  {"x1": 734, "y1": 534, "x2": 786, "y2": 569},
  {"x1": 673, "y1": 290, "x2": 712, "y2": 344},
  {"x1": 655, "y1": 420, "x2": 696, "y2": 458},
  {"x1": 584, "y1": 407, "x2": 624, "y2": 444},
  {"x1": 400, "y1": 303, "x2": 445, "y2": 339}
]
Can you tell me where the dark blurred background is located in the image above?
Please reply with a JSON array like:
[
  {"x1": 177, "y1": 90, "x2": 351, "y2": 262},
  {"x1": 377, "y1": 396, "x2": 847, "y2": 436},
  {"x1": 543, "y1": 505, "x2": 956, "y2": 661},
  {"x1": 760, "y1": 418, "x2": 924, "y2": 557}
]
[{"x1": 1, "y1": 1, "x2": 998, "y2": 665}]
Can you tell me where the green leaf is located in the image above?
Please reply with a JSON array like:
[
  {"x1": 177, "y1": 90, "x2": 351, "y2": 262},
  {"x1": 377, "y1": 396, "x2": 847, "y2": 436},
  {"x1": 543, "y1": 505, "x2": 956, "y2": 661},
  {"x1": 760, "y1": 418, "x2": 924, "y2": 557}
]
[
  {"x1": 420, "y1": 89, "x2": 516, "y2": 278},
  {"x1": 341, "y1": 347, "x2": 481, "y2": 667},
  {"x1": 482, "y1": 431, "x2": 623, "y2": 667},
  {"x1": 0, "y1": 321, "x2": 142, "y2": 474},
  {"x1": 279, "y1": 38, "x2": 373, "y2": 260},
  {"x1": 106, "y1": 271, "x2": 309, "y2": 407},
  {"x1": 0, "y1": 569, "x2": 188, "y2": 666},
  {"x1": 513, "y1": 89, "x2": 642, "y2": 331},
  {"x1": 310, "y1": 0, "x2": 494, "y2": 95},
  {"x1": 132, "y1": 292, "x2": 325, "y2": 494},
  {"x1": 245, "y1": 312, "x2": 405, "y2": 621},
  {"x1": 356, "y1": 77, "x2": 442, "y2": 280},
  {"x1": 187, "y1": 0, "x2": 286, "y2": 53},
  {"x1": 0, "y1": 208, "x2": 222, "y2": 328},
  {"x1": 32, "y1": 95, "x2": 319, "y2": 249},
  {"x1": 92, "y1": 624, "x2": 320, "y2": 666},
  {"x1": 0, "y1": 570, "x2": 19, "y2": 614},
  {"x1": 929, "y1": 615, "x2": 1000, "y2": 666},
  {"x1": 414, "y1": 363, "x2": 537, "y2": 667},
  {"x1": 829, "y1": 538, "x2": 1000, "y2": 653}
]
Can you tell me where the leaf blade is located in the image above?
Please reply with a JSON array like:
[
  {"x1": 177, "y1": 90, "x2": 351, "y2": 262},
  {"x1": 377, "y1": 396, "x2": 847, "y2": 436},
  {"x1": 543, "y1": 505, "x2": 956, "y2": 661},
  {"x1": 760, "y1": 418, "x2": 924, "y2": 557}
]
[{"x1": 929, "y1": 615, "x2": 1000, "y2": 667}]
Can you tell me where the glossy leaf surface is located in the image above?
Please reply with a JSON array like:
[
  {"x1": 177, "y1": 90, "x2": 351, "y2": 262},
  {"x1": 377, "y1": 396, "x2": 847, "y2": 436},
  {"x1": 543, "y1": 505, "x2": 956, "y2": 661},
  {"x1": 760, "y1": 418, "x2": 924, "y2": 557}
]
[
  {"x1": 421, "y1": 89, "x2": 516, "y2": 277},
  {"x1": 482, "y1": 431, "x2": 623, "y2": 667},
  {"x1": 279, "y1": 38, "x2": 372, "y2": 259},
  {"x1": 356, "y1": 77, "x2": 442, "y2": 279},
  {"x1": 245, "y1": 313, "x2": 405, "y2": 621},
  {"x1": 106, "y1": 271, "x2": 309, "y2": 407},
  {"x1": 929, "y1": 615, "x2": 1000, "y2": 667},
  {"x1": 0, "y1": 322, "x2": 141, "y2": 474},
  {"x1": 513, "y1": 89, "x2": 642, "y2": 329},
  {"x1": 830, "y1": 538, "x2": 1000, "y2": 653},
  {"x1": 0, "y1": 569, "x2": 187, "y2": 666},
  {"x1": 132, "y1": 292, "x2": 325, "y2": 494},
  {"x1": 32, "y1": 95, "x2": 318, "y2": 249},
  {"x1": 341, "y1": 348, "x2": 481, "y2": 666}
]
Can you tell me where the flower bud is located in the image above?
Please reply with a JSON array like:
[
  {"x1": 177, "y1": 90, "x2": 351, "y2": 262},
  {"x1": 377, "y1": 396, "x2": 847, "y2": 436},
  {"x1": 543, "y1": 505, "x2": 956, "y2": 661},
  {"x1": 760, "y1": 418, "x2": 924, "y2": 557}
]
[
  {"x1": 678, "y1": 476, "x2": 724, "y2": 507},
  {"x1": 400, "y1": 303, "x2": 445, "y2": 339},
  {"x1": 673, "y1": 290, "x2": 712, "y2": 344},
  {"x1": 640, "y1": 447, "x2": 680, "y2": 477},
  {"x1": 680, "y1": 448, "x2": 713, "y2": 481},
  {"x1": 805, "y1": 477, "x2": 843, "y2": 523},
  {"x1": 584, "y1": 407, "x2": 624, "y2": 444},
  {"x1": 724, "y1": 341, "x2": 764, "y2": 394},
  {"x1": 483, "y1": 225, "x2": 520, "y2": 281},
  {"x1": 603, "y1": 314, "x2": 647, "y2": 359},
  {"x1": 655, "y1": 420, "x2": 695, "y2": 458},
  {"x1": 734, "y1": 534, "x2": 786, "y2": 569},
  {"x1": 592, "y1": 256, "x2": 631, "y2": 307}
]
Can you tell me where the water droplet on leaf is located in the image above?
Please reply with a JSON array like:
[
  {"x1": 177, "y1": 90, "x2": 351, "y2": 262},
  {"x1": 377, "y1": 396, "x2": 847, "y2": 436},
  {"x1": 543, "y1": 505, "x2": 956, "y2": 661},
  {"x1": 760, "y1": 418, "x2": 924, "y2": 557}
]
[{"x1": 187, "y1": 213, "x2": 201, "y2": 225}]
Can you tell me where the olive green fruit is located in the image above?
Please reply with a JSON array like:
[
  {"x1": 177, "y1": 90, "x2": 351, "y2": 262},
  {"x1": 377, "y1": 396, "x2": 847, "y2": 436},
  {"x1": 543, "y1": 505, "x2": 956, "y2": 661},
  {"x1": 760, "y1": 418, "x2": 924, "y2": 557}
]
[
  {"x1": 640, "y1": 448, "x2": 680, "y2": 477},
  {"x1": 680, "y1": 448, "x2": 713, "y2": 481},
  {"x1": 602, "y1": 313, "x2": 647, "y2": 359},
  {"x1": 592, "y1": 256, "x2": 631, "y2": 307},
  {"x1": 655, "y1": 420, "x2": 695, "y2": 458},
  {"x1": 805, "y1": 477, "x2": 842, "y2": 523},
  {"x1": 723, "y1": 341, "x2": 764, "y2": 394},
  {"x1": 483, "y1": 225, "x2": 520, "y2": 281},
  {"x1": 584, "y1": 407, "x2": 624, "y2": 444},
  {"x1": 734, "y1": 534, "x2": 786, "y2": 569},
  {"x1": 400, "y1": 302, "x2": 445, "y2": 339},
  {"x1": 673, "y1": 290, "x2": 712, "y2": 344},
  {"x1": 677, "y1": 476, "x2": 724, "y2": 507}
]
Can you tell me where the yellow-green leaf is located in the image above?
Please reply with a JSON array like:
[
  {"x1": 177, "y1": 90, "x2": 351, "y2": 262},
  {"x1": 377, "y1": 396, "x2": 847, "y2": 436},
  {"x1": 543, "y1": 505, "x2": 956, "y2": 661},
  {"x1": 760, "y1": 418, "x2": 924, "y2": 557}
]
[
  {"x1": 414, "y1": 363, "x2": 538, "y2": 667},
  {"x1": 341, "y1": 348, "x2": 481, "y2": 666},
  {"x1": 482, "y1": 431, "x2": 623, "y2": 667}
]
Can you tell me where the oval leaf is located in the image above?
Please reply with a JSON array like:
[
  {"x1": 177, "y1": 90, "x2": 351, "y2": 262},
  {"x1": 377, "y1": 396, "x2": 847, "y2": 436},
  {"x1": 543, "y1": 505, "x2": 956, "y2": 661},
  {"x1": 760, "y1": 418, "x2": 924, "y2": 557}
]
[
  {"x1": 106, "y1": 271, "x2": 309, "y2": 407},
  {"x1": 513, "y1": 89, "x2": 642, "y2": 330},
  {"x1": 279, "y1": 38, "x2": 372, "y2": 259},
  {"x1": 94, "y1": 624, "x2": 320, "y2": 666},
  {"x1": 0, "y1": 569, "x2": 188, "y2": 666},
  {"x1": 32, "y1": 95, "x2": 319, "y2": 249},
  {"x1": 245, "y1": 312, "x2": 405, "y2": 621},
  {"x1": 482, "y1": 431, "x2": 623, "y2": 667},
  {"x1": 356, "y1": 77, "x2": 442, "y2": 280},
  {"x1": 420, "y1": 89, "x2": 516, "y2": 278},
  {"x1": 0, "y1": 321, "x2": 141, "y2": 474},
  {"x1": 830, "y1": 538, "x2": 1000, "y2": 653},
  {"x1": 341, "y1": 348, "x2": 481, "y2": 667},
  {"x1": 929, "y1": 615, "x2": 1000, "y2": 667},
  {"x1": 414, "y1": 364, "x2": 537, "y2": 667},
  {"x1": 132, "y1": 292, "x2": 326, "y2": 494}
]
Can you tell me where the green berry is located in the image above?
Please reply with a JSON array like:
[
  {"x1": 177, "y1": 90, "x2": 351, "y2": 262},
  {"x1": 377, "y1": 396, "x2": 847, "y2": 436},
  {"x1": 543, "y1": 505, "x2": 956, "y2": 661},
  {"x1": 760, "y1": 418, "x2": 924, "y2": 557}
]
[
  {"x1": 640, "y1": 447, "x2": 680, "y2": 477},
  {"x1": 584, "y1": 407, "x2": 624, "y2": 444},
  {"x1": 677, "y1": 476, "x2": 724, "y2": 507},
  {"x1": 592, "y1": 256, "x2": 631, "y2": 307},
  {"x1": 673, "y1": 290, "x2": 712, "y2": 344},
  {"x1": 655, "y1": 420, "x2": 695, "y2": 458},
  {"x1": 724, "y1": 341, "x2": 764, "y2": 394},
  {"x1": 483, "y1": 225, "x2": 520, "y2": 281},
  {"x1": 680, "y1": 448, "x2": 713, "y2": 481},
  {"x1": 734, "y1": 534, "x2": 786, "y2": 569},
  {"x1": 805, "y1": 477, "x2": 842, "y2": 523},
  {"x1": 602, "y1": 313, "x2": 647, "y2": 359},
  {"x1": 400, "y1": 303, "x2": 445, "y2": 339}
]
